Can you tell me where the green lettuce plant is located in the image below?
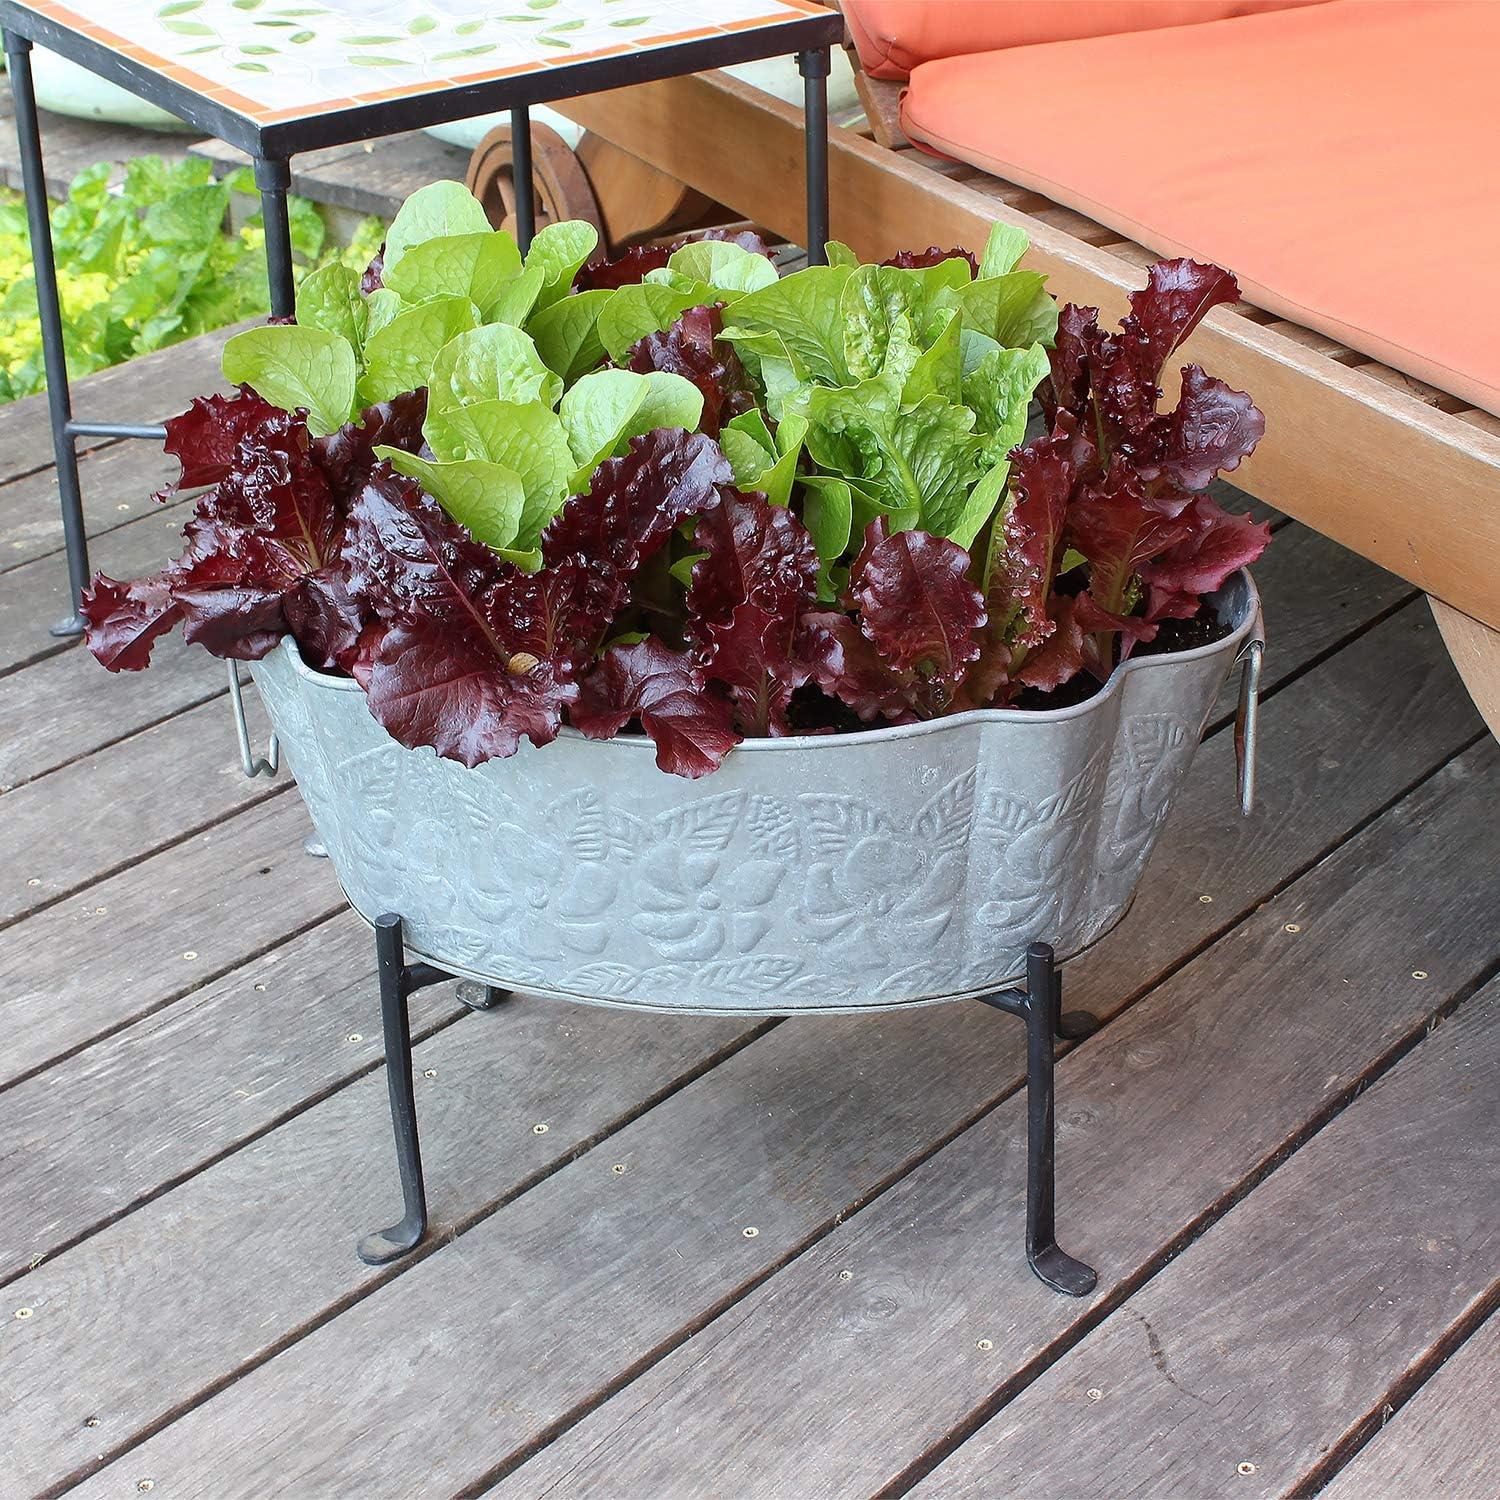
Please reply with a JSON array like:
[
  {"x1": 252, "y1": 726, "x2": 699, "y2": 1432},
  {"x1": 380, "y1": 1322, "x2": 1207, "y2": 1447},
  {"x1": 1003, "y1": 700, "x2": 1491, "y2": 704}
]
[{"x1": 0, "y1": 154, "x2": 380, "y2": 404}]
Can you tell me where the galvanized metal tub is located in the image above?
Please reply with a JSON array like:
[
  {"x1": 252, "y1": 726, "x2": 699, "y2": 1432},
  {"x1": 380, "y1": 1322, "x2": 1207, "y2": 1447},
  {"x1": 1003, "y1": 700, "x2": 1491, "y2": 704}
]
[{"x1": 249, "y1": 571, "x2": 1261, "y2": 1015}]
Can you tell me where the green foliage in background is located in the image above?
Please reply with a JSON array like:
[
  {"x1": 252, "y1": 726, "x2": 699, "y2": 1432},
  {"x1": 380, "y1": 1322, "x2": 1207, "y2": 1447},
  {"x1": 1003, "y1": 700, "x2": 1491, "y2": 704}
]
[{"x1": 0, "y1": 154, "x2": 384, "y2": 404}]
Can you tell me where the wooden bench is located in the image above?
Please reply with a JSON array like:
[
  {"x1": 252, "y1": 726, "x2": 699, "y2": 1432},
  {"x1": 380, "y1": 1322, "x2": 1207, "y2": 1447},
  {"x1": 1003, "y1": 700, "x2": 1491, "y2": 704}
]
[{"x1": 550, "y1": 67, "x2": 1500, "y2": 733}]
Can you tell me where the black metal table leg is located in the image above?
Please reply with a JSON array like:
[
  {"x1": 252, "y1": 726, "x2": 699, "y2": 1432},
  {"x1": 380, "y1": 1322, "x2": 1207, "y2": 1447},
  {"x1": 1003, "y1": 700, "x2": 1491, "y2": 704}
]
[
  {"x1": 978, "y1": 942, "x2": 1098, "y2": 1297},
  {"x1": 798, "y1": 46, "x2": 831, "y2": 266},
  {"x1": 511, "y1": 104, "x2": 535, "y2": 253},
  {"x1": 253, "y1": 155, "x2": 296, "y2": 320},
  {"x1": 5, "y1": 30, "x2": 90, "y2": 637}
]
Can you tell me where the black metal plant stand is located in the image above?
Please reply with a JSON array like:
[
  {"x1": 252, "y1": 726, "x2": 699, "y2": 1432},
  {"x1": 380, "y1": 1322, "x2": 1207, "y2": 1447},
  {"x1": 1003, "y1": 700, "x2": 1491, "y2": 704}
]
[
  {"x1": 0, "y1": 0, "x2": 839, "y2": 638},
  {"x1": 361, "y1": 917, "x2": 1099, "y2": 1297}
]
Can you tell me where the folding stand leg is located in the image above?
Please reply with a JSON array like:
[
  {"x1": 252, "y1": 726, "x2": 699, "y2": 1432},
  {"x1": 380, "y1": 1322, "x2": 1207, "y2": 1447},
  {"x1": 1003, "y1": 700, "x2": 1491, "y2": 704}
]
[
  {"x1": 4, "y1": 31, "x2": 89, "y2": 637},
  {"x1": 979, "y1": 942, "x2": 1099, "y2": 1296},
  {"x1": 357, "y1": 915, "x2": 512, "y2": 1266},
  {"x1": 510, "y1": 104, "x2": 535, "y2": 253},
  {"x1": 798, "y1": 47, "x2": 831, "y2": 266},
  {"x1": 359, "y1": 914, "x2": 427, "y2": 1266}
]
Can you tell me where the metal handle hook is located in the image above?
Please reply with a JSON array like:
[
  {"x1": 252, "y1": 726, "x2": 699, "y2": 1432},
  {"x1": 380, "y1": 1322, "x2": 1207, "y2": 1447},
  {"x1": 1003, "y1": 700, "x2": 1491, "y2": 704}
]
[
  {"x1": 1234, "y1": 636, "x2": 1264, "y2": 816},
  {"x1": 227, "y1": 662, "x2": 279, "y2": 778}
]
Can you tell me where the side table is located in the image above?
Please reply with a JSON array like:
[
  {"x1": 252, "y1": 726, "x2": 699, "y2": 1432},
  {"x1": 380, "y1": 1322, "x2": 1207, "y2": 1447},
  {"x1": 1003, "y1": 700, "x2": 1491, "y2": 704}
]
[{"x1": 0, "y1": 0, "x2": 841, "y2": 635}]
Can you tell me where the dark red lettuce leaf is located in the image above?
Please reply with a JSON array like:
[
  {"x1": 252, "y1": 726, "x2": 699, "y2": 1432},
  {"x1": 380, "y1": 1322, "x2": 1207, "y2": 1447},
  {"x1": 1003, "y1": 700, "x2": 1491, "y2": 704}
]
[
  {"x1": 624, "y1": 304, "x2": 755, "y2": 438},
  {"x1": 992, "y1": 415, "x2": 1092, "y2": 648},
  {"x1": 313, "y1": 390, "x2": 428, "y2": 496},
  {"x1": 1154, "y1": 364, "x2": 1265, "y2": 491},
  {"x1": 360, "y1": 245, "x2": 384, "y2": 296},
  {"x1": 345, "y1": 429, "x2": 736, "y2": 765},
  {"x1": 79, "y1": 575, "x2": 182, "y2": 672},
  {"x1": 85, "y1": 406, "x2": 362, "y2": 672},
  {"x1": 798, "y1": 609, "x2": 917, "y2": 725},
  {"x1": 849, "y1": 518, "x2": 986, "y2": 694},
  {"x1": 152, "y1": 386, "x2": 284, "y2": 501},
  {"x1": 687, "y1": 486, "x2": 819, "y2": 736},
  {"x1": 573, "y1": 636, "x2": 741, "y2": 778},
  {"x1": 1013, "y1": 595, "x2": 1086, "y2": 691},
  {"x1": 1042, "y1": 303, "x2": 1100, "y2": 427},
  {"x1": 343, "y1": 470, "x2": 575, "y2": 765},
  {"x1": 1137, "y1": 491, "x2": 1271, "y2": 598},
  {"x1": 880, "y1": 246, "x2": 979, "y2": 276},
  {"x1": 573, "y1": 228, "x2": 775, "y2": 292},
  {"x1": 1064, "y1": 455, "x2": 1195, "y2": 619},
  {"x1": 1122, "y1": 259, "x2": 1241, "y2": 383},
  {"x1": 540, "y1": 427, "x2": 735, "y2": 662}
]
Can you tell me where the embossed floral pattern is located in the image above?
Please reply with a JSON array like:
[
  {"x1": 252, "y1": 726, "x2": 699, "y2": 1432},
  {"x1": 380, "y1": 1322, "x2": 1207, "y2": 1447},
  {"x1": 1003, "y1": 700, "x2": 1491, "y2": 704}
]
[{"x1": 252, "y1": 584, "x2": 1245, "y2": 1012}]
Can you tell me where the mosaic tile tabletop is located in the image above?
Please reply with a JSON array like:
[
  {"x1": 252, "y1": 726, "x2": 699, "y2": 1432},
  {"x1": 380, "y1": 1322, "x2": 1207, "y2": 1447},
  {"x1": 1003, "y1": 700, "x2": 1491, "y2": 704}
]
[{"x1": 10, "y1": 0, "x2": 826, "y2": 124}]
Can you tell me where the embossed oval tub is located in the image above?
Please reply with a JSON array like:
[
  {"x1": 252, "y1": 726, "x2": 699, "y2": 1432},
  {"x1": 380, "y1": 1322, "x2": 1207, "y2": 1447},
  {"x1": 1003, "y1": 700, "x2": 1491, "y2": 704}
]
[{"x1": 249, "y1": 571, "x2": 1262, "y2": 1015}]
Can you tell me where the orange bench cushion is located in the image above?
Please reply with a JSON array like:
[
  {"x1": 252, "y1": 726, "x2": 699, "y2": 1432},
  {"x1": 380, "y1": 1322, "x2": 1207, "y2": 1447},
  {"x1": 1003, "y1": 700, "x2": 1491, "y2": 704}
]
[
  {"x1": 843, "y1": 0, "x2": 1328, "y2": 80},
  {"x1": 900, "y1": 0, "x2": 1500, "y2": 416}
]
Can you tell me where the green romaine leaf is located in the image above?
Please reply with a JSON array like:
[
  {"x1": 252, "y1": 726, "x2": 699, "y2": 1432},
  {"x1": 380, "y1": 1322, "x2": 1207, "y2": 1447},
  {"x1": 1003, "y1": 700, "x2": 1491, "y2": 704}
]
[
  {"x1": 942, "y1": 454, "x2": 1010, "y2": 553},
  {"x1": 428, "y1": 323, "x2": 562, "y2": 412},
  {"x1": 940, "y1": 270, "x2": 1058, "y2": 350},
  {"x1": 381, "y1": 230, "x2": 525, "y2": 319},
  {"x1": 375, "y1": 448, "x2": 527, "y2": 551},
  {"x1": 804, "y1": 382, "x2": 983, "y2": 537},
  {"x1": 666, "y1": 239, "x2": 778, "y2": 296},
  {"x1": 358, "y1": 294, "x2": 479, "y2": 405},
  {"x1": 719, "y1": 409, "x2": 805, "y2": 507},
  {"x1": 823, "y1": 241, "x2": 859, "y2": 268},
  {"x1": 221, "y1": 323, "x2": 356, "y2": 437},
  {"x1": 526, "y1": 286, "x2": 610, "y2": 383},
  {"x1": 800, "y1": 474, "x2": 854, "y2": 564},
  {"x1": 382, "y1": 180, "x2": 492, "y2": 274},
  {"x1": 718, "y1": 264, "x2": 854, "y2": 386},
  {"x1": 363, "y1": 288, "x2": 404, "y2": 342},
  {"x1": 558, "y1": 368, "x2": 702, "y2": 475},
  {"x1": 977, "y1": 221, "x2": 1030, "y2": 279},
  {"x1": 524, "y1": 219, "x2": 599, "y2": 313},
  {"x1": 595, "y1": 282, "x2": 703, "y2": 364},
  {"x1": 422, "y1": 399, "x2": 574, "y2": 541},
  {"x1": 901, "y1": 306, "x2": 962, "y2": 406},
  {"x1": 964, "y1": 342, "x2": 1050, "y2": 457},
  {"x1": 294, "y1": 261, "x2": 366, "y2": 348}
]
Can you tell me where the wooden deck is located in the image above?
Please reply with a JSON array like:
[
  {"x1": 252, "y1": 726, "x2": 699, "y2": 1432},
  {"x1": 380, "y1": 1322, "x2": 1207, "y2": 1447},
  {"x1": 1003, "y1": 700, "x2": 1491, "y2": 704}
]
[{"x1": 2, "y1": 320, "x2": 1498, "y2": 1500}]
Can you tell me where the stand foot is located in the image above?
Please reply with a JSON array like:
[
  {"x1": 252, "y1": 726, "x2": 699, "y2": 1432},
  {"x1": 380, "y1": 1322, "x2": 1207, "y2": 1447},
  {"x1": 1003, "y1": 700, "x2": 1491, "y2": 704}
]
[
  {"x1": 50, "y1": 613, "x2": 85, "y2": 639},
  {"x1": 456, "y1": 981, "x2": 509, "y2": 1012},
  {"x1": 357, "y1": 1213, "x2": 425, "y2": 1267},
  {"x1": 1029, "y1": 1243, "x2": 1098, "y2": 1297},
  {"x1": 303, "y1": 835, "x2": 329, "y2": 859}
]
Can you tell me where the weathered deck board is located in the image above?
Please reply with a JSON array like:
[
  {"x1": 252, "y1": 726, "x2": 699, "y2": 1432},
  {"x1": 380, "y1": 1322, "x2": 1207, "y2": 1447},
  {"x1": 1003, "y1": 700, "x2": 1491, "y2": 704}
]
[
  {"x1": 4, "y1": 1001, "x2": 761, "y2": 1497},
  {"x1": 67, "y1": 718, "x2": 1497, "y2": 1500},
  {"x1": 0, "y1": 429, "x2": 184, "y2": 572},
  {"x1": 3, "y1": 556, "x2": 1466, "y2": 1497},
  {"x1": 484, "y1": 746, "x2": 1500, "y2": 1500},
  {"x1": 0, "y1": 794, "x2": 334, "y2": 1089},
  {"x1": 191, "y1": 129, "x2": 467, "y2": 221},
  {"x1": 1318, "y1": 1314, "x2": 1500, "y2": 1500},
  {"x1": 0, "y1": 909, "x2": 472, "y2": 1283},
  {"x1": 913, "y1": 979, "x2": 1500, "y2": 1500},
  {"x1": 1, "y1": 692, "x2": 280, "y2": 928},
  {"x1": 0, "y1": 635, "x2": 229, "y2": 791}
]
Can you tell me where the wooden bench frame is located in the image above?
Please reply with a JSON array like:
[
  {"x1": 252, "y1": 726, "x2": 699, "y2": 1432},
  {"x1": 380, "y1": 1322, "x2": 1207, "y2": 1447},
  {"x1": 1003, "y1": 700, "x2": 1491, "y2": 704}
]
[{"x1": 551, "y1": 68, "x2": 1500, "y2": 729}]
